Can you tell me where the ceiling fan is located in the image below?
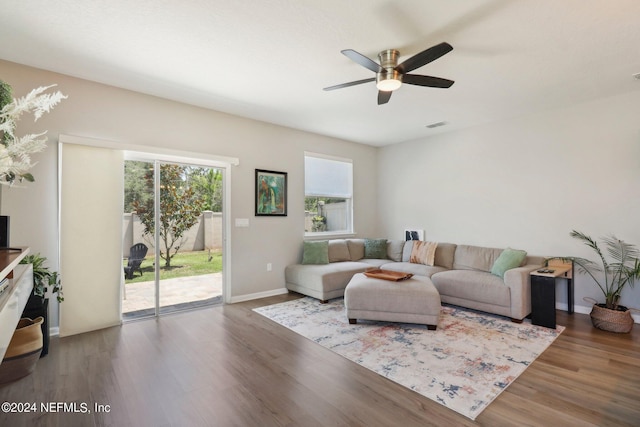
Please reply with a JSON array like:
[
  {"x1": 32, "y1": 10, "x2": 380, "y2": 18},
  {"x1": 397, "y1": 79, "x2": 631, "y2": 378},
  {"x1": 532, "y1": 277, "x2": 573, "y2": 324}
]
[{"x1": 323, "y1": 42, "x2": 454, "y2": 105}]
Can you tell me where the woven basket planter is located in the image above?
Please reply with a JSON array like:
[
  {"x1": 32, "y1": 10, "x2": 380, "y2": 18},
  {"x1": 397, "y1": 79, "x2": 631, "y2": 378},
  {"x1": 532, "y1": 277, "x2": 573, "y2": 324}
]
[
  {"x1": 589, "y1": 303, "x2": 634, "y2": 333},
  {"x1": 0, "y1": 317, "x2": 44, "y2": 384}
]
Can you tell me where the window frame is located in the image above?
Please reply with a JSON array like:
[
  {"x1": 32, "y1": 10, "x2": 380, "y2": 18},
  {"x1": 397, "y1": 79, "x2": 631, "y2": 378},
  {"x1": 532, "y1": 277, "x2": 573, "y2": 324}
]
[{"x1": 304, "y1": 152, "x2": 354, "y2": 238}]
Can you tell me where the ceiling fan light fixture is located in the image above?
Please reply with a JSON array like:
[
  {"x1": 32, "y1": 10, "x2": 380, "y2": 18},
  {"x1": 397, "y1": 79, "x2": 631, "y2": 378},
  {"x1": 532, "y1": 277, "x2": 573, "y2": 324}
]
[
  {"x1": 376, "y1": 71, "x2": 402, "y2": 91},
  {"x1": 324, "y1": 43, "x2": 454, "y2": 104},
  {"x1": 376, "y1": 49, "x2": 402, "y2": 91}
]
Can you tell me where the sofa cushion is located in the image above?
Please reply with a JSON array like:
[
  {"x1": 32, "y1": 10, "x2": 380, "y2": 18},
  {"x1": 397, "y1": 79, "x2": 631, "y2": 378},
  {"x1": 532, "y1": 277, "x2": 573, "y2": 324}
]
[
  {"x1": 380, "y1": 262, "x2": 448, "y2": 278},
  {"x1": 386, "y1": 240, "x2": 405, "y2": 262},
  {"x1": 402, "y1": 240, "x2": 415, "y2": 262},
  {"x1": 431, "y1": 270, "x2": 511, "y2": 307},
  {"x1": 452, "y1": 245, "x2": 503, "y2": 272},
  {"x1": 328, "y1": 239, "x2": 351, "y2": 262},
  {"x1": 285, "y1": 262, "x2": 370, "y2": 293},
  {"x1": 302, "y1": 240, "x2": 329, "y2": 265},
  {"x1": 364, "y1": 238, "x2": 387, "y2": 259},
  {"x1": 403, "y1": 241, "x2": 456, "y2": 269},
  {"x1": 410, "y1": 241, "x2": 438, "y2": 266},
  {"x1": 491, "y1": 248, "x2": 528, "y2": 278},
  {"x1": 347, "y1": 239, "x2": 365, "y2": 261},
  {"x1": 357, "y1": 259, "x2": 389, "y2": 268},
  {"x1": 434, "y1": 243, "x2": 457, "y2": 269}
]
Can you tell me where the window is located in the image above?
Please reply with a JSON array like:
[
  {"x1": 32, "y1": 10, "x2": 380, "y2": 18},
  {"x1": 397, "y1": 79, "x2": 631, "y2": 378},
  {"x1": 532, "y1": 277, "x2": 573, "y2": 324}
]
[{"x1": 304, "y1": 152, "x2": 353, "y2": 235}]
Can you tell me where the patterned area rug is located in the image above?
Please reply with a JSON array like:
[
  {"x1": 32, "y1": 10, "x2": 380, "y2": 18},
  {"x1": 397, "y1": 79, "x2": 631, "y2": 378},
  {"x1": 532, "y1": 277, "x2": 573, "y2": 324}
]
[{"x1": 254, "y1": 297, "x2": 564, "y2": 420}]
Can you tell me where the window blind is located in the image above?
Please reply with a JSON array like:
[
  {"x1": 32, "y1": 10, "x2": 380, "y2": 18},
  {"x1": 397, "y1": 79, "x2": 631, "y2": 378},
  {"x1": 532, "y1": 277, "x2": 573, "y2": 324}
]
[
  {"x1": 59, "y1": 142, "x2": 124, "y2": 336},
  {"x1": 304, "y1": 154, "x2": 353, "y2": 198}
]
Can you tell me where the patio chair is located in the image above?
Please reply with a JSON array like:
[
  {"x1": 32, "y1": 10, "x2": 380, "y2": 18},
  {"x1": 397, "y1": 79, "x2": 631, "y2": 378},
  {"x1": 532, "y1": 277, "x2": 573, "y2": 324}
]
[{"x1": 124, "y1": 243, "x2": 148, "y2": 280}]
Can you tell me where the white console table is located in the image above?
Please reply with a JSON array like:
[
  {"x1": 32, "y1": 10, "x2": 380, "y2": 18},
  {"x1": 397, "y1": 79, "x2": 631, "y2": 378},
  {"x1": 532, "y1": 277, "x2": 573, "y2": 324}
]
[{"x1": 0, "y1": 248, "x2": 33, "y2": 361}]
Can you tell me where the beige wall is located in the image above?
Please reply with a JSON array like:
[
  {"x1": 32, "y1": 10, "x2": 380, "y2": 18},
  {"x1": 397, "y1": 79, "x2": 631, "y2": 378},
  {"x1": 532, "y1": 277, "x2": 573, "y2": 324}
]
[
  {"x1": 378, "y1": 90, "x2": 640, "y2": 318},
  {"x1": 0, "y1": 60, "x2": 379, "y2": 327},
  {"x1": 6, "y1": 56, "x2": 638, "y2": 328}
]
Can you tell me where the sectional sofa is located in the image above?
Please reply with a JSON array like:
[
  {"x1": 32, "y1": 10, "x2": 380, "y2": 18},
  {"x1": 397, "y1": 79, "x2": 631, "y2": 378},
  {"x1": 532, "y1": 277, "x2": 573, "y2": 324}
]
[{"x1": 285, "y1": 238, "x2": 545, "y2": 322}]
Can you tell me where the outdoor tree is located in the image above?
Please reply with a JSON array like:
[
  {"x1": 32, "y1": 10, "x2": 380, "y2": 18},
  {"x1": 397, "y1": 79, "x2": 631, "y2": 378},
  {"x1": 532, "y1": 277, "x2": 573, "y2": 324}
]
[
  {"x1": 187, "y1": 167, "x2": 223, "y2": 212},
  {"x1": 132, "y1": 164, "x2": 205, "y2": 268},
  {"x1": 124, "y1": 160, "x2": 153, "y2": 212}
]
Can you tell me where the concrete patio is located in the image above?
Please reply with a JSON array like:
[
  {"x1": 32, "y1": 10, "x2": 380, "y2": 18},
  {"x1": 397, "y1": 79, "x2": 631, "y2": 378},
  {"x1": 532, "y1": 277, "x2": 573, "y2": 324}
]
[{"x1": 122, "y1": 272, "x2": 223, "y2": 315}]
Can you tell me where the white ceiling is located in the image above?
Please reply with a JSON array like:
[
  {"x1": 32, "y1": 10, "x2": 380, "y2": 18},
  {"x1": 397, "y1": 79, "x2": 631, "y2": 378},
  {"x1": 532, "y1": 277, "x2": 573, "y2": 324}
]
[{"x1": 1, "y1": 1, "x2": 639, "y2": 146}]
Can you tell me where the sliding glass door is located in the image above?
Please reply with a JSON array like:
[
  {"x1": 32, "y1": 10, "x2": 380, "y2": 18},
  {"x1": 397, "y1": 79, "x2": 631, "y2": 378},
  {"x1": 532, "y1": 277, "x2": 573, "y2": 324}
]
[{"x1": 122, "y1": 159, "x2": 225, "y2": 319}]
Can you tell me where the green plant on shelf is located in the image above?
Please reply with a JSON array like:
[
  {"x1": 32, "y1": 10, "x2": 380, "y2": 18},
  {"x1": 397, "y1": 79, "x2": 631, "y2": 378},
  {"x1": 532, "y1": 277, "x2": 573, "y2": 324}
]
[{"x1": 20, "y1": 253, "x2": 63, "y2": 303}]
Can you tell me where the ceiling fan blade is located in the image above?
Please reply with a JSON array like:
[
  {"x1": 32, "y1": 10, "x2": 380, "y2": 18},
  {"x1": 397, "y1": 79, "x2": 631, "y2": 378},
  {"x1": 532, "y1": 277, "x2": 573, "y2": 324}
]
[
  {"x1": 323, "y1": 78, "x2": 375, "y2": 91},
  {"x1": 395, "y1": 42, "x2": 453, "y2": 74},
  {"x1": 377, "y1": 90, "x2": 392, "y2": 105},
  {"x1": 341, "y1": 49, "x2": 382, "y2": 73},
  {"x1": 403, "y1": 74, "x2": 454, "y2": 88}
]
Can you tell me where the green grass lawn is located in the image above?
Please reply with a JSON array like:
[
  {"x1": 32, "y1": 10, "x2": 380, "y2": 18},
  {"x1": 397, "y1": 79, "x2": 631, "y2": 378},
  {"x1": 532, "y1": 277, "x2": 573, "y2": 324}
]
[{"x1": 124, "y1": 250, "x2": 222, "y2": 283}]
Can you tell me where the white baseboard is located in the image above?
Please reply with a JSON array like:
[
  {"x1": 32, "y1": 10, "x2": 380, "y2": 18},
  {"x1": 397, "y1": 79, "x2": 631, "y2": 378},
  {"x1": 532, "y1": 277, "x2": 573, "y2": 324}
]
[
  {"x1": 229, "y1": 287, "x2": 289, "y2": 304},
  {"x1": 556, "y1": 302, "x2": 640, "y2": 324},
  {"x1": 46, "y1": 291, "x2": 289, "y2": 334},
  {"x1": 44, "y1": 298, "x2": 639, "y2": 332}
]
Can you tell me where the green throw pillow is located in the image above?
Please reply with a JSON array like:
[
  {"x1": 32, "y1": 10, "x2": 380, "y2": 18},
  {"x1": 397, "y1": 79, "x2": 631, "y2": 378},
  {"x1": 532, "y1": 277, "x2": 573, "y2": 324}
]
[
  {"x1": 491, "y1": 248, "x2": 527, "y2": 278},
  {"x1": 302, "y1": 240, "x2": 329, "y2": 265},
  {"x1": 364, "y1": 238, "x2": 388, "y2": 259}
]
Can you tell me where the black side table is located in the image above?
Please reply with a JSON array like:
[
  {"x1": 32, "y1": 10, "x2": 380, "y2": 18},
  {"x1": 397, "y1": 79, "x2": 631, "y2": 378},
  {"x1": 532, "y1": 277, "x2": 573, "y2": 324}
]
[{"x1": 530, "y1": 263, "x2": 573, "y2": 329}]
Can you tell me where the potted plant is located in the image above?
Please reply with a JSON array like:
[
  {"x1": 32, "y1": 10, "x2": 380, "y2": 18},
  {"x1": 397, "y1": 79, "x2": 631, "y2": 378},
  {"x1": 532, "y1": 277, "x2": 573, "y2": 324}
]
[
  {"x1": 557, "y1": 230, "x2": 640, "y2": 333},
  {"x1": 18, "y1": 253, "x2": 61, "y2": 358},
  {"x1": 0, "y1": 81, "x2": 67, "y2": 185},
  {"x1": 20, "y1": 253, "x2": 64, "y2": 308},
  {"x1": 312, "y1": 215, "x2": 327, "y2": 232}
]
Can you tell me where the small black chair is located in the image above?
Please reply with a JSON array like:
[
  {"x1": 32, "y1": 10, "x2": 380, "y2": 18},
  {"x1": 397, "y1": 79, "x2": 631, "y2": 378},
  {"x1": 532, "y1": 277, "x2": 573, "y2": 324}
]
[{"x1": 124, "y1": 243, "x2": 148, "y2": 280}]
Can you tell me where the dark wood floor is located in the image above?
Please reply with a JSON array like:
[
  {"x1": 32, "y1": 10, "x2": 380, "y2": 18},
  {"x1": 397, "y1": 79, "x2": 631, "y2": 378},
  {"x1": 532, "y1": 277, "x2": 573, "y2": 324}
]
[{"x1": 1, "y1": 293, "x2": 639, "y2": 427}]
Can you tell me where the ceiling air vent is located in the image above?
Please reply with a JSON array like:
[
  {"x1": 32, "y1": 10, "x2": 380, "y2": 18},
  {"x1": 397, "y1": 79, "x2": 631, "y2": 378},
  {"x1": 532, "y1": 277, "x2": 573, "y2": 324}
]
[{"x1": 426, "y1": 121, "x2": 447, "y2": 129}]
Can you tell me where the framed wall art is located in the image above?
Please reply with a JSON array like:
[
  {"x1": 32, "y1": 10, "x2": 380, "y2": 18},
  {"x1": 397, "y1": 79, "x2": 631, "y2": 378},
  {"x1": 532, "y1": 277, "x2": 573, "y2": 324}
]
[
  {"x1": 404, "y1": 229, "x2": 424, "y2": 241},
  {"x1": 255, "y1": 169, "x2": 287, "y2": 216}
]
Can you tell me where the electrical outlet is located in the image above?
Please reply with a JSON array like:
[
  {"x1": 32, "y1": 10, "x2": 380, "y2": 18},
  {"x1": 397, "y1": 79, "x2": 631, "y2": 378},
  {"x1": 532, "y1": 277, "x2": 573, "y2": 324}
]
[{"x1": 267, "y1": 263, "x2": 272, "y2": 272}]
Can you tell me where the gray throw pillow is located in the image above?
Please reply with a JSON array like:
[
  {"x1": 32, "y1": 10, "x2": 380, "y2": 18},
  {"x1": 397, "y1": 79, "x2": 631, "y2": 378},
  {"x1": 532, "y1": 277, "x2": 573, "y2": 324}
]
[
  {"x1": 386, "y1": 240, "x2": 405, "y2": 262},
  {"x1": 364, "y1": 238, "x2": 388, "y2": 259},
  {"x1": 402, "y1": 240, "x2": 415, "y2": 262}
]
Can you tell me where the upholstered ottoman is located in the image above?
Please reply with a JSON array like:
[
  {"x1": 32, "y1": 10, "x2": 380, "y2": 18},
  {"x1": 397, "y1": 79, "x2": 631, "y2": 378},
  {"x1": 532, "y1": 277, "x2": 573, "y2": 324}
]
[{"x1": 344, "y1": 273, "x2": 441, "y2": 330}]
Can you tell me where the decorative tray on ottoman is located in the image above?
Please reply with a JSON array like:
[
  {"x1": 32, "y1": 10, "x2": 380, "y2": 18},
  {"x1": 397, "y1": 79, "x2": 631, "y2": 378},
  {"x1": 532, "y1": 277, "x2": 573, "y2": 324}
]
[{"x1": 363, "y1": 269, "x2": 414, "y2": 281}]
